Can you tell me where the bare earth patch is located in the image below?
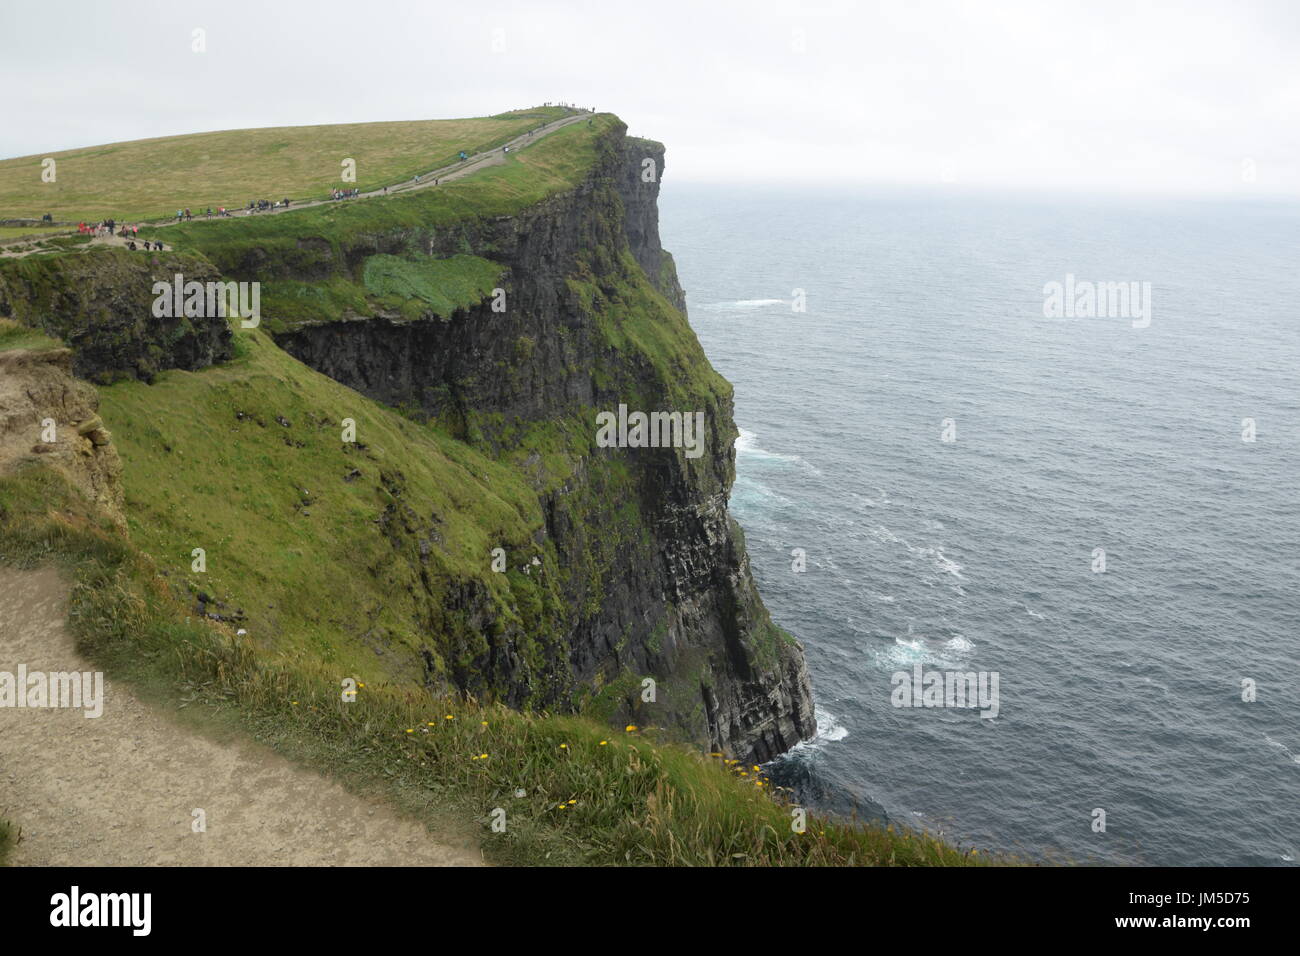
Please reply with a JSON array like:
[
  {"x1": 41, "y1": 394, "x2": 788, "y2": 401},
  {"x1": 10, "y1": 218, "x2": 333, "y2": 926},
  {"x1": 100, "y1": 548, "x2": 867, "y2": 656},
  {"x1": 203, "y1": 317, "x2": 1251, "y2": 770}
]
[{"x1": 0, "y1": 565, "x2": 484, "y2": 866}]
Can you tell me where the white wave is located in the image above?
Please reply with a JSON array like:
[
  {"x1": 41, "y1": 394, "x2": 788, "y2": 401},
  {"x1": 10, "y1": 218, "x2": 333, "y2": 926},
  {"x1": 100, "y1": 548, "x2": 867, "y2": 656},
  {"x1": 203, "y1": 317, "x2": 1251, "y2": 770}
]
[
  {"x1": 735, "y1": 427, "x2": 821, "y2": 475},
  {"x1": 867, "y1": 525, "x2": 965, "y2": 582},
  {"x1": 924, "y1": 547, "x2": 966, "y2": 580},
  {"x1": 868, "y1": 523, "x2": 905, "y2": 546},
  {"x1": 733, "y1": 475, "x2": 792, "y2": 506},
  {"x1": 874, "y1": 627, "x2": 974, "y2": 670},
  {"x1": 1263, "y1": 735, "x2": 1300, "y2": 764},
  {"x1": 703, "y1": 298, "x2": 786, "y2": 311},
  {"x1": 786, "y1": 707, "x2": 849, "y2": 756},
  {"x1": 815, "y1": 708, "x2": 850, "y2": 742}
]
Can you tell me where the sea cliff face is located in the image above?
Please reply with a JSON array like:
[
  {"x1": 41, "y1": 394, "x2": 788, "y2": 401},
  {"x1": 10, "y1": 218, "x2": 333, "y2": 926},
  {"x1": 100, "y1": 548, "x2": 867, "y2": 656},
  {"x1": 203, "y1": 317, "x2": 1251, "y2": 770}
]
[
  {"x1": 269, "y1": 124, "x2": 815, "y2": 760},
  {"x1": 0, "y1": 120, "x2": 816, "y2": 762}
]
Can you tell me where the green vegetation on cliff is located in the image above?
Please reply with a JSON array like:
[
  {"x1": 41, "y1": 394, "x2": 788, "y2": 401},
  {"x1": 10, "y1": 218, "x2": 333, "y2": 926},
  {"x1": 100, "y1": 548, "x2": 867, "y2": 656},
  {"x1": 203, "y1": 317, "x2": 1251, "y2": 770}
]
[
  {"x1": 0, "y1": 316, "x2": 61, "y2": 351},
  {"x1": 97, "y1": 327, "x2": 567, "y2": 689}
]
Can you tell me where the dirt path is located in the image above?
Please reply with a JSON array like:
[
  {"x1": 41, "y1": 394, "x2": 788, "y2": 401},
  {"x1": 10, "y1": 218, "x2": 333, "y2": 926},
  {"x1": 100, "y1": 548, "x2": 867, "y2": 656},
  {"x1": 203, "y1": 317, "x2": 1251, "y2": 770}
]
[{"x1": 0, "y1": 565, "x2": 484, "y2": 866}]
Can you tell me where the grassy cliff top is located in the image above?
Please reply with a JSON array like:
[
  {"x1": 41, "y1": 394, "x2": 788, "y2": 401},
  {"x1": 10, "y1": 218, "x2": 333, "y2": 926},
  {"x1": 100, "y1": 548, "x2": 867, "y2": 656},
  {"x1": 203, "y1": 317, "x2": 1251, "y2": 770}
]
[{"x1": 0, "y1": 107, "x2": 575, "y2": 224}]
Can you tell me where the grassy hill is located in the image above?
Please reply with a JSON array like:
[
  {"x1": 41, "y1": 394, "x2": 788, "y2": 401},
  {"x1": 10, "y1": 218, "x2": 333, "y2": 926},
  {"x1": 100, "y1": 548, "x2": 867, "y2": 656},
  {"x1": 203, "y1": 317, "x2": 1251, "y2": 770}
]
[{"x1": 0, "y1": 107, "x2": 571, "y2": 223}]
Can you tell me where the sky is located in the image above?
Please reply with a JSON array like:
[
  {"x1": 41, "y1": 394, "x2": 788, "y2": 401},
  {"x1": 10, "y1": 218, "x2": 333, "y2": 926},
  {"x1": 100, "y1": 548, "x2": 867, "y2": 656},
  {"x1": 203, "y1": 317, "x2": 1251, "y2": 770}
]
[{"x1": 2, "y1": 0, "x2": 1297, "y2": 198}]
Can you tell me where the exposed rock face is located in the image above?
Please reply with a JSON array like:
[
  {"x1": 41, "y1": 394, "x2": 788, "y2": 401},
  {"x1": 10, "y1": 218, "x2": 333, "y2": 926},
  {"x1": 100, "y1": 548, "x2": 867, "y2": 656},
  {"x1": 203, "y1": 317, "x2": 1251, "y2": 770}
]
[
  {"x1": 270, "y1": 124, "x2": 816, "y2": 761},
  {"x1": 0, "y1": 248, "x2": 233, "y2": 382},
  {"x1": 619, "y1": 137, "x2": 688, "y2": 313},
  {"x1": 0, "y1": 348, "x2": 124, "y2": 527}
]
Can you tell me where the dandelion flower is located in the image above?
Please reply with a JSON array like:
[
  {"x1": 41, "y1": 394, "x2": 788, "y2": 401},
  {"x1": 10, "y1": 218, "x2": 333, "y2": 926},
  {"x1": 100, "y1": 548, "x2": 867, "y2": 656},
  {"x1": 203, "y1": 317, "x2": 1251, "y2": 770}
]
[
  {"x1": 625, "y1": 725, "x2": 637, "y2": 732},
  {"x1": 445, "y1": 714, "x2": 455, "y2": 720},
  {"x1": 599, "y1": 740, "x2": 608, "y2": 746},
  {"x1": 405, "y1": 728, "x2": 414, "y2": 733}
]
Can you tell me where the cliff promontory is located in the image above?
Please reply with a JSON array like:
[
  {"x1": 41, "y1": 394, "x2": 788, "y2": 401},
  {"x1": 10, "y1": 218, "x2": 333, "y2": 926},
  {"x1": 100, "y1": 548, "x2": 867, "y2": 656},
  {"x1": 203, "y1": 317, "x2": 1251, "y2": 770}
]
[{"x1": 0, "y1": 112, "x2": 815, "y2": 762}]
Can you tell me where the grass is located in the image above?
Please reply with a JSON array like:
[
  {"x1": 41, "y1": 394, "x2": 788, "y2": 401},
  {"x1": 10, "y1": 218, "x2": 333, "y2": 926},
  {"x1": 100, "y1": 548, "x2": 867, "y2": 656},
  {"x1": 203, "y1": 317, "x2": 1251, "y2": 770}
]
[
  {"x1": 0, "y1": 107, "x2": 574, "y2": 224},
  {"x1": 95, "y1": 327, "x2": 564, "y2": 688},
  {"x1": 0, "y1": 317, "x2": 62, "y2": 351},
  {"x1": 0, "y1": 461, "x2": 994, "y2": 866},
  {"x1": 0, "y1": 817, "x2": 16, "y2": 865},
  {"x1": 0, "y1": 225, "x2": 70, "y2": 240},
  {"x1": 147, "y1": 116, "x2": 618, "y2": 281},
  {"x1": 361, "y1": 253, "x2": 505, "y2": 320}
]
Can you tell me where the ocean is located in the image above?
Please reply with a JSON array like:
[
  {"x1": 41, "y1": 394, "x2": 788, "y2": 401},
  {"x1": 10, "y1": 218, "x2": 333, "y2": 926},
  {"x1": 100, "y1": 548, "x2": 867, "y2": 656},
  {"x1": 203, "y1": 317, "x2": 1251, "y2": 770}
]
[{"x1": 658, "y1": 183, "x2": 1300, "y2": 866}]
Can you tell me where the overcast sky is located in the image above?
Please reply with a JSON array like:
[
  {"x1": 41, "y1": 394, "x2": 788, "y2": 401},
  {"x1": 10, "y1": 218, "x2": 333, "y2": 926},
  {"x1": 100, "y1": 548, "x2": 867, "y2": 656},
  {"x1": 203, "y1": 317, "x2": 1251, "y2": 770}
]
[{"x1": 2, "y1": 0, "x2": 1297, "y2": 197}]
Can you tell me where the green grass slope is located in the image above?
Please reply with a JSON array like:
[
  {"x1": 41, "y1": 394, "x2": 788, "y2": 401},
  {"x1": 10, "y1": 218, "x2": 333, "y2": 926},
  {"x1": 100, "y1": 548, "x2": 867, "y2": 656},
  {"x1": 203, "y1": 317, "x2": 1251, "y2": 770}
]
[
  {"x1": 0, "y1": 107, "x2": 571, "y2": 223},
  {"x1": 97, "y1": 328, "x2": 565, "y2": 687}
]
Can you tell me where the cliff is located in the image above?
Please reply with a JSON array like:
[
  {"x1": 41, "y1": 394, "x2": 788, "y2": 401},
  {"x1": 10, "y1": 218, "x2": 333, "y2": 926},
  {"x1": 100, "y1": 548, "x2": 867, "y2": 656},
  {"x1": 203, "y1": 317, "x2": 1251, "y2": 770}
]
[
  {"x1": 0, "y1": 248, "x2": 233, "y2": 383},
  {"x1": 0, "y1": 116, "x2": 815, "y2": 762},
  {"x1": 0, "y1": 347, "x2": 125, "y2": 527}
]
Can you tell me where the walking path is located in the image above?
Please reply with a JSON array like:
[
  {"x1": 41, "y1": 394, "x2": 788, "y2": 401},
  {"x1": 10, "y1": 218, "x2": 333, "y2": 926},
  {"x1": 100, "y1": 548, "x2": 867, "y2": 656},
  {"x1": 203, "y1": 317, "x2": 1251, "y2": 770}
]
[{"x1": 0, "y1": 565, "x2": 485, "y2": 866}]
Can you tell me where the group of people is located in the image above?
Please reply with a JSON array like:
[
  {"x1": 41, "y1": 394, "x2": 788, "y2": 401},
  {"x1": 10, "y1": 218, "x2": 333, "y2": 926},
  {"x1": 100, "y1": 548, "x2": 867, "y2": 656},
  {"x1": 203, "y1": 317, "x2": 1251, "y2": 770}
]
[
  {"x1": 74, "y1": 218, "x2": 163, "y2": 251},
  {"x1": 78, "y1": 218, "x2": 137, "y2": 238},
  {"x1": 247, "y1": 198, "x2": 291, "y2": 212},
  {"x1": 331, "y1": 188, "x2": 360, "y2": 200}
]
